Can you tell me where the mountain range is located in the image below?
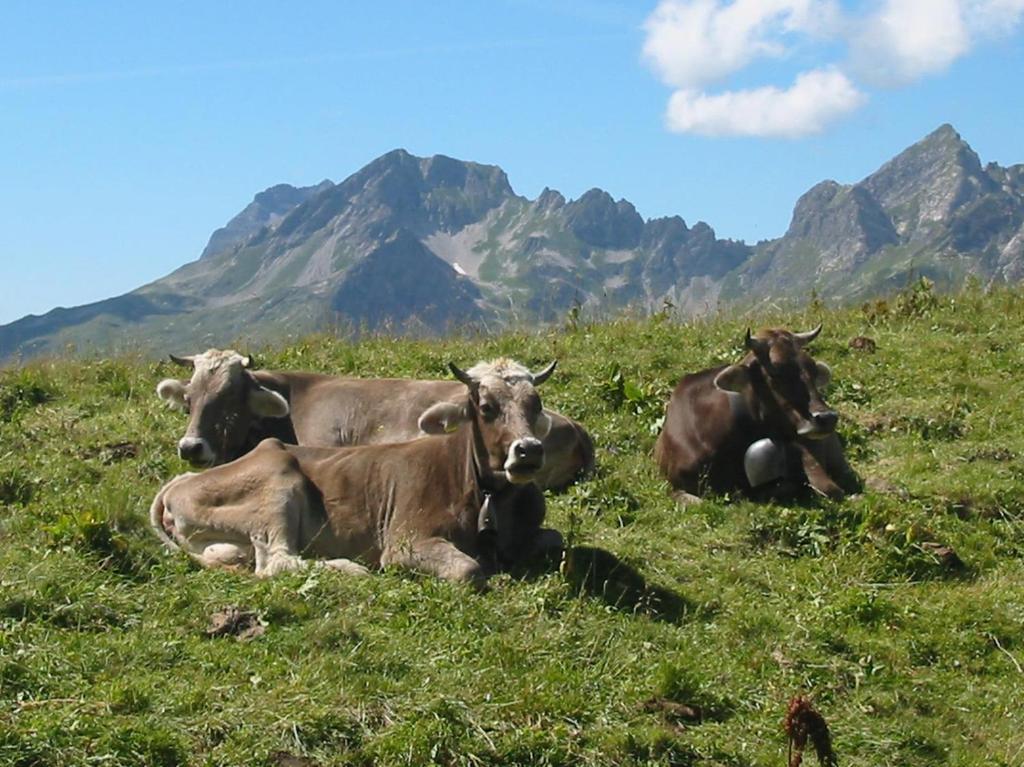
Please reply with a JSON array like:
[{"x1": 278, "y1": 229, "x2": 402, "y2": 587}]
[{"x1": 3, "y1": 124, "x2": 1022, "y2": 361}]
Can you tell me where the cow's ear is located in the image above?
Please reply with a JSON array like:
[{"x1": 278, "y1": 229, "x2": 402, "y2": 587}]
[
  {"x1": 418, "y1": 400, "x2": 470, "y2": 435},
  {"x1": 156, "y1": 379, "x2": 188, "y2": 409},
  {"x1": 814, "y1": 362, "x2": 832, "y2": 388},
  {"x1": 713, "y1": 365, "x2": 750, "y2": 394},
  {"x1": 248, "y1": 385, "x2": 290, "y2": 419}
]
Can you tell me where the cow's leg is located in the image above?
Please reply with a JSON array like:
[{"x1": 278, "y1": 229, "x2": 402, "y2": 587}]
[
  {"x1": 818, "y1": 433, "x2": 861, "y2": 494},
  {"x1": 251, "y1": 532, "x2": 309, "y2": 577},
  {"x1": 254, "y1": 536, "x2": 370, "y2": 577},
  {"x1": 249, "y1": 475, "x2": 320, "y2": 577},
  {"x1": 794, "y1": 442, "x2": 845, "y2": 500},
  {"x1": 529, "y1": 528, "x2": 564, "y2": 558},
  {"x1": 382, "y1": 537, "x2": 486, "y2": 587}
]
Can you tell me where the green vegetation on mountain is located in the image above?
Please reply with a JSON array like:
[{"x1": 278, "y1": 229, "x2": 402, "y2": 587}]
[{"x1": 2, "y1": 282, "x2": 1023, "y2": 765}]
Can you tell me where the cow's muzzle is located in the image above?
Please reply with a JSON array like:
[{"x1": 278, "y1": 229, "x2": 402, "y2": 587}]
[
  {"x1": 504, "y1": 438, "x2": 545, "y2": 483},
  {"x1": 178, "y1": 437, "x2": 215, "y2": 466},
  {"x1": 797, "y1": 410, "x2": 839, "y2": 439}
]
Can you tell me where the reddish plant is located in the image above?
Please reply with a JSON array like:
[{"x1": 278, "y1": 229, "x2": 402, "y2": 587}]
[{"x1": 783, "y1": 696, "x2": 836, "y2": 767}]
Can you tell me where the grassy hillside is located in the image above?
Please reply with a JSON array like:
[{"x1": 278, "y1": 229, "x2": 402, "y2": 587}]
[{"x1": 2, "y1": 280, "x2": 1023, "y2": 766}]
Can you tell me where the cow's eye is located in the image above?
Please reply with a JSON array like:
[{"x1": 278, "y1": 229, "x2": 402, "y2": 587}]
[{"x1": 479, "y1": 401, "x2": 497, "y2": 419}]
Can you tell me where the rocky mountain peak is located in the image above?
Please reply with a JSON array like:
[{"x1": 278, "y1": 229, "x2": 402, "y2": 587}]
[
  {"x1": 325, "y1": 149, "x2": 515, "y2": 234},
  {"x1": 200, "y1": 179, "x2": 336, "y2": 259},
  {"x1": 535, "y1": 187, "x2": 566, "y2": 212},
  {"x1": 861, "y1": 123, "x2": 994, "y2": 238},
  {"x1": 564, "y1": 188, "x2": 644, "y2": 249}
]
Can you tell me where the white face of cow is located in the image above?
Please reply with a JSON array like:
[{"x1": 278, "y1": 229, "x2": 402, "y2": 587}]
[
  {"x1": 419, "y1": 358, "x2": 555, "y2": 484},
  {"x1": 156, "y1": 349, "x2": 289, "y2": 466}
]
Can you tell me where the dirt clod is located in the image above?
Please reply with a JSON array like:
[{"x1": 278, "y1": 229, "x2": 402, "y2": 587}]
[
  {"x1": 919, "y1": 541, "x2": 964, "y2": 570},
  {"x1": 848, "y1": 336, "x2": 877, "y2": 352},
  {"x1": 206, "y1": 606, "x2": 265, "y2": 641}
]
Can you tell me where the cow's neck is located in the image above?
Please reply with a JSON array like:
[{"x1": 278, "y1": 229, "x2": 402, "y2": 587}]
[{"x1": 464, "y1": 407, "x2": 512, "y2": 502}]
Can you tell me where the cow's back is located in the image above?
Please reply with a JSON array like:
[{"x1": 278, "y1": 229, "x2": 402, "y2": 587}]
[
  {"x1": 254, "y1": 370, "x2": 593, "y2": 491},
  {"x1": 261, "y1": 372, "x2": 463, "y2": 447},
  {"x1": 655, "y1": 366, "x2": 749, "y2": 493}
]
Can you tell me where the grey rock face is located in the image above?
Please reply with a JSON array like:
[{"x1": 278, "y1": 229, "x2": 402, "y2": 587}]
[{"x1": 201, "y1": 180, "x2": 334, "y2": 259}]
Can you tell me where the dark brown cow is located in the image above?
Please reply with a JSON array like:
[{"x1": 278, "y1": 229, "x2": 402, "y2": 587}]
[
  {"x1": 654, "y1": 325, "x2": 859, "y2": 503},
  {"x1": 150, "y1": 358, "x2": 563, "y2": 585},
  {"x1": 155, "y1": 350, "x2": 593, "y2": 492}
]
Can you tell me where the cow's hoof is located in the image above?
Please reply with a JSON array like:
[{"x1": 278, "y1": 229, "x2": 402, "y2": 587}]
[
  {"x1": 671, "y1": 490, "x2": 703, "y2": 507},
  {"x1": 322, "y1": 558, "x2": 370, "y2": 576},
  {"x1": 452, "y1": 561, "x2": 488, "y2": 591}
]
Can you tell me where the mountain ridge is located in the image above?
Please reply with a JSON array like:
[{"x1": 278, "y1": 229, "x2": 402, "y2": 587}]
[{"x1": 3, "y1": 124, "x2": 1023, "y2": 361}]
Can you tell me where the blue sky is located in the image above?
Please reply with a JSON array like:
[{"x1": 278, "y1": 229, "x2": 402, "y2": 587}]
[{"x1": 2, "y1": 1, "x2": 1023, "y2": 324}]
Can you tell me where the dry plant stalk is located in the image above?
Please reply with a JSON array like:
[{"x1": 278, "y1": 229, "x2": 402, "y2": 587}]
[{"x1": 783, "y1": 695, "x2": 837, "y2": 767}]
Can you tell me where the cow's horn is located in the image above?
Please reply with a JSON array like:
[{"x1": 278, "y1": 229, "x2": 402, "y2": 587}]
[
  {"x1": 449, "y1": 362, "x2": 476, "y2": 387},
  {"x1": 793, "y1": 323, "x2": 823, "y2": 347},
  {"x1": 532, "y1": 360, "x2": 557, "y2": 385},
  {"x1": 744, "y1": 329, "x2": 769, "y2": 356},
  {"x1": 169, "y1": 354, "x2": 195, "y2": 367},
  {"x1": 240, "y1": 355, "x2": 254, "y2": 368}
]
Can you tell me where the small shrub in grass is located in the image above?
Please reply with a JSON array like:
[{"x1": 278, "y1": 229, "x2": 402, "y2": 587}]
[
  {"x1": 608, "y1": 727, "x2": 700, "y2": 766},
  {"x1": 95, "y1": 723, "x2": 188, "y2": 767},
  {"x1": 107, "y1": 680, "x2": 153, "y2": 714},
  {"x1": 654, "y1": 663, "x2": 733, "y2": 721},
  {"x1": 0, "y1": 656, "x2": 41, "y2": 697},
  {"x1": 747, "y1": 503, "x2": 867, "y2": 558},
  {"x1": 286, "y1": 711, "x2": 366, "y2": 755},
  {"x1": 2, "y1": 584, "x2": 125, "y2": 631},
  {"x1": 0, "y1": 466, "x2": 36, "y2": 506},
  {"x1": 0, "y1": 366, "x2": 55, "y2": 422},
  {"x1": 826, "y1": 588, "x2": 899, "y2": 627},
  {"x1": 46, "y1": 504, "x2": 158, "y2": 579}
]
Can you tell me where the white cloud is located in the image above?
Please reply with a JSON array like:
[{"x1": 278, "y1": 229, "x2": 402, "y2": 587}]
[
  {"x1": 850, "y1": 0, "x2": 969, "y2": 85},
  {"x1": 643, "y1": 0, "x2": 1024, "y2": 138},
  {"x1": 666, "y1": 68, "x2": 866, "y2": 137},
  {"x1": 642, "y1": 0, "x2": 840, "y2": 89},
  {"x1": 964, "y1": 0, "x2": 1024, "y2": 35}
]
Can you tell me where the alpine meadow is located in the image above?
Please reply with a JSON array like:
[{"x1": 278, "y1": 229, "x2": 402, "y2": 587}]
[
  {"x1": 2, "y1": 279, "x2": 1023, "y2": 766},
  {"x1": 6, "y1": 2, "x2": 1024, "y2": 765}
]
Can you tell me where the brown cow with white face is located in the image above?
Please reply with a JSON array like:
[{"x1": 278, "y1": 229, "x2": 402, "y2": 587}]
[
  {"x1": 654, "y1": 325, "x2": 859, "y2": 503},
  {"x1": 150, "y1": 358, "x2": 563, "y2": 585},
  {"x1": 155, "y1": 350, "x2": 593, "y2": 492}
]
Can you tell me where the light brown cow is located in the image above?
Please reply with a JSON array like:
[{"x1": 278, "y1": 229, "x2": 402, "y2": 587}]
[
  {"x1": 150, "y1": 359, "x2": 563, "y2": 585},
  {"x1": 156, "y1": 350, "x2": 593, "y2": 491}
]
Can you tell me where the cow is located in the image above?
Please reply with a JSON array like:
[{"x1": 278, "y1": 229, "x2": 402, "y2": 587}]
[
  {"x1": 155, "y1": 350, "x2": 593, "y2": 492},
  {"x1": 654, "y1": 325, "x2": 859, "y2": 504},
  {"x1": 150, "y1": 358, "x2": 564, "y2": 586}
]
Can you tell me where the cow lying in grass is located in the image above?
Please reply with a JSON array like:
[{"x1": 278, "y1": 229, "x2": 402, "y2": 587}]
[
  {"x1": 654, "y1": 325, "x2": 859, "y2": 504},
  {"x1": 150, "y1": 359, "x2": 563, "y2": 585},
  {"x1": 156, "y1": 350, "x2": 593, "y2": 491}
]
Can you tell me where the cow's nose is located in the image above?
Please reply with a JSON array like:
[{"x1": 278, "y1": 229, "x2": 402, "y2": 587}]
[
  {"x1": 513, "y1": 439, "x2": 544, "y2": 463},
  {"x1": 813, "y1": 410, "x2": 838, "y2": 431},
  {"x1": 178, "y1": 438, "x2": 209, "y2": 463}
]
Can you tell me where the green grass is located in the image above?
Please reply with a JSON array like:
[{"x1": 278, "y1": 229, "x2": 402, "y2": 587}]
[{"x1": 2, "y1": 282, "x2": 1024, "y2": 765}]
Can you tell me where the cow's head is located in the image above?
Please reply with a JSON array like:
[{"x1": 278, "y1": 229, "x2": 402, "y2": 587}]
[
  {"x1": 418, "y1": 357, "x2": 555, "y2": 484},
  {"x1": 713, "y1": 325, "x2": 838, "y2": 440},
  {"x1": 155, "y1": 349, "x2": 289, "y2": 466}
]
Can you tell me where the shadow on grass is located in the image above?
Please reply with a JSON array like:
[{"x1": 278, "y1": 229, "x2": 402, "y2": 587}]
[{"x1": 560, "y1": 546, "x2": 693, "y2": 623}]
